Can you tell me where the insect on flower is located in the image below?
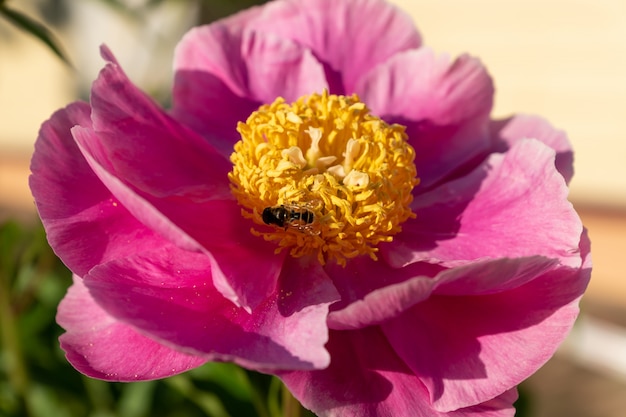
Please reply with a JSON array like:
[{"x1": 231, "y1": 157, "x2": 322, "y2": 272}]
[{"x1": 262, "y1": 203, "x2": 319, "y2": 234}]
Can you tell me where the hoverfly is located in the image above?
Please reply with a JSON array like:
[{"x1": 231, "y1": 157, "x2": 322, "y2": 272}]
[{"x1": 262, "y1": 203, "x2": 318, "y2": 234}]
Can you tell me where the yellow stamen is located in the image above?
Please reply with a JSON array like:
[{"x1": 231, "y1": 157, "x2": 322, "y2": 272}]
[{"x1": 229, "y1": 91, "x2": 419, "y2": 266}]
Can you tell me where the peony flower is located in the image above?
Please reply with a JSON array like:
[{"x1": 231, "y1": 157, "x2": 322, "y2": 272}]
[{"x1": 30, "y1": 0, "x2": 590, "y2": 415}]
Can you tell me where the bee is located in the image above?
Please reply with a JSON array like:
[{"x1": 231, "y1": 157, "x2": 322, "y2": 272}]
[{"x1": 262, "y1": 203, "x2": 317, "y2": 234}]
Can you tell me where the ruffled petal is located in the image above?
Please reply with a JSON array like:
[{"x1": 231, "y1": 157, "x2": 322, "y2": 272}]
[
  {"x1": 384, "y1": 139, "x2": 583, "y2": 268},
  {"x1": 357, "y1": 48, "x2": 494, "y2": 189},
  {"x1": 29, "y1": 102, "x2": 169, "y2": 276},
  {"x1": 491, "y1": 114, "x2": 574, "y2": 184},
  {"x1": 71, "y1": 126, "x2": 203, "y2": 252},
  {"x1": 83, "y1": 246, "x2": 338, "y2": 371},
  {"x1": 382, "y1": 236, "x2": 590, "y2": 411},
  {"x1": 325, "y1": 257, "x2": 440, "y2": 329},
  {"x1": 173, "y1": 24, "x2": 328, "y2": 155},
  {"x1": 279, "y1": 328, "x2": 516, "y2": 417},
  {"x1": 279, "y1": 327, "x2": 432, "y2": 417},
  {"x1": 91, "y1": 46, "x2": 232, "y2": 202},
  {"x1": 448, "y1": 390, "x2": 517, "y2": 417},
  {"x1": 57, "y1": 276, "x2": 206, "y2": 381},
  {"x1": 192, "y1": 198, "x2": 286, "y2": 310},
  {"x1": 432, "y1": 256, "x2": 559, "y2": 296},
  {"x1": 327, "y1": 256, "x2": 558, "y2": 330},
  {"x1": 244, "y1": 0, "x2": 421, "y2": 93}
]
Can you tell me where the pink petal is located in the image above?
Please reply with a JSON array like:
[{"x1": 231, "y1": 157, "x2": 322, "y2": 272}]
[
  {"x1": 432, "y1": 256, "x2": 559, "y2": 296},
  {"x1": 382, "y1": 238, "x2": 590, "y2": 411},
  {"x1": 279, "y1": 327, "x2": 433, "y2": 417},
  {"x1": 183, "y1": 198, "x2": 286, "y2": 310},
  {"x1": 72, "y1": 130, "x2": 283, "y2": 310},
  {"x1": 244, "y1": 0, "x2": 421, "y2": 93},
  {"x1": 172, "y1": 23, "x2": 328, "y2": 155},
  {"x1": 327, "y1": 256, "x2": 558, "y2": 330},
  {"x1": 448, "y1": 390, "x2": 517, "y2": 417},
  {"x1": 357, "y1": 49, "x2": 494, "y2": 188},
  {"x1": 84, "y1": 246, "x2": 338, "y2": 371},
  {"x1": 71, "y1": 126, "x2": 203, "y2": 252},
  {"x1": 29, "y1": 102, "x2": 170, "y2": 276},
  {"x1": 57, "y1": 276, "x2": 206, "y2": 381},
  {"x1": 359, "y1": 49, "x2": 493, "y2": 126},
  {"x1": 90, "y1": 46, "x2": 232, "y2": 202},
  {"x1": 384, "y1": 139, "x2": 583, "y2": 268},
  {"x1": 491, "y1": 114, "x2": 574, "y2": 184},
  {"x1": 279, "y1": 327, "x2": 516, "y2": 417},
  {"x1": 325, "y1": 257, "x2": 440, "y2": 329}
]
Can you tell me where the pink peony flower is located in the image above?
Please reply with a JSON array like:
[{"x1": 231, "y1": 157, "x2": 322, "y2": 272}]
[{"x1": 30, "y1": 0, "x2": 590, "y2": 415}]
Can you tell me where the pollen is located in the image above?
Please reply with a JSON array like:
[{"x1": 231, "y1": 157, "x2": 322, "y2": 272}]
[{"x1": 229, "y1": 91, "x2": 419, "y2": 266}]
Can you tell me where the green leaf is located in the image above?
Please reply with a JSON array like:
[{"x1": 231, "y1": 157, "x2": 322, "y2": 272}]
[
  {"x1": 117, "y1": 381, "x2": 157, "y2": 417},
  {"x1": 0, "y1": 4, "x2": 71, "y2": 66},
  {"x1": 190, "y1": 363, "x2": 253, "y2": 401},
  {"x1": 164, "y1": 374, "x2": 233, "y2": 417}
]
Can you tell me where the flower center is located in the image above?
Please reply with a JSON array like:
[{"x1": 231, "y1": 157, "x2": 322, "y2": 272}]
[{"x1": 229, "y1": 91, "x2": 419, "y2": 266}]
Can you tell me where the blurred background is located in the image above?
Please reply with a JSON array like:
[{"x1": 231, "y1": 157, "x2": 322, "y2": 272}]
[{"x1": 1, "y1": 0, "x2": 625, "y2": 416}]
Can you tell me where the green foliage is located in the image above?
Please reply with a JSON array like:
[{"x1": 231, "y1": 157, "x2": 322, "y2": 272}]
[{"x1": 0, "y1": 2, "x2": 71, "y2": 65}]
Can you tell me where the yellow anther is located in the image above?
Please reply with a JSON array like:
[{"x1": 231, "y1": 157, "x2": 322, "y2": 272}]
[{"x1": 228, "y1": 91, "x2": 419, "y2": 266}]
